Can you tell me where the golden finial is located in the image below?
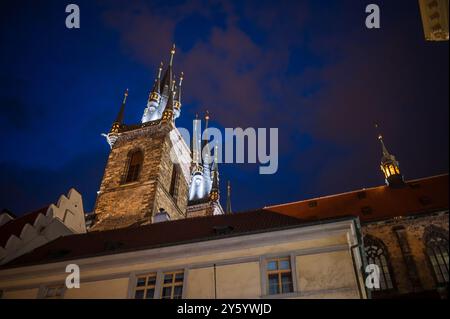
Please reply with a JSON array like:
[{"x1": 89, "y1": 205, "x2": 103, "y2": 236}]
[
  {"x1": 169, "y1": 43, "x2": 176, "y2": 65},
  {"x1": 179, "y1": 71, "x2": 184, "y2": 86},
  {"x1": 374, "y1": 123, "x2": 383, "y2": 140},
  {"x1": 158, "y1": 61, "x2": 163, "y2": 78}
]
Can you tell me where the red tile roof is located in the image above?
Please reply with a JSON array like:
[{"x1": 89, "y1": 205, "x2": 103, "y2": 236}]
[
  {"x1": 4, "y1": 210, "x2": 330, "y2": 269},
  {"x1": 0, "y1": 206, "x2": 49, "y2": 247},
  {"x1": 265, "y1": 174, "x2": 449, "y2": 223}
]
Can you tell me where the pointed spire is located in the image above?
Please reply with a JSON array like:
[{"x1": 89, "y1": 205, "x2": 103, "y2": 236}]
[
  {"x1": 161, "y1": 87, "x2": 175, "y2": 123},
  {"x1": 226, "y1": 181, "x2": 232, "y2": 214},
  {"x1": 378, "y1": 134, "x2": 390, "y2": 158},
  {"x1": 174, "y1": 71, "x2": 183, "y2": 107},
  {"x1": 169, "y1": 43, "x2": 176, "y2": 66},
  {"x1": 192, "y1": 113, "x2": 201, "y2": 164},
  {"x1": 161, "y1": 44, "x2": 176, "y2": 93},
  {"x1": 375, "y1": 124, "x2": 404, "y2": 187},
  {"x1": 150, "y1": 62, "x2": 163, "y2": 97},
  {"x1": 111, "y1": 88, "x2": 128, "y2": 133},
  {"x1": 204, "y1": 110, "x2": 210, "y2": 129},
  {"x1": 210, "y1": 145, "x2": 220, "y2": 202},
  {"x1": 203, "y1": 111, "x2": 211, "y2": 165}
]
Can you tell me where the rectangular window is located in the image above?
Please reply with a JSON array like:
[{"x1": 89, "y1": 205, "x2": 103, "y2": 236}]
[
  {"x1": 134, "y1": 273, "x2": 157, "y2": 299},
  {"x1": 169, "y1": 165, "x2": 179, "y2": 202},
  {"x1": 44, "y1": 285, "x2": 65, "y2": 299},
  {"x1": 266, "y1": 257, "x2": 293, "y2": 295},
  {"x1": 161, "y1": 271, "x2": 184, "y2": 299}
]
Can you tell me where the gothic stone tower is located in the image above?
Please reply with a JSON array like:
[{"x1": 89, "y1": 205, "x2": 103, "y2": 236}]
[{"x1": 91, "y1": 46, "x2": 191, "y2": 231}]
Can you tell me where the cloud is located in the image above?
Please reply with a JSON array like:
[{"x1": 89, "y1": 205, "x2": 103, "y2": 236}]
[{"x1": 100, "y1": 0, "x2": 311, "y2": 129}]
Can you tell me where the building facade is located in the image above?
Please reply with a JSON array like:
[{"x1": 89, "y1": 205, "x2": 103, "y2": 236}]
[
  {"x1": 0, "y1": 212, "x2": 366, "y2": 299},
  {"x1": 0, "y1": 47, "x2": 448, "y2": 299},
  {"x1": 267, "y1": 137, "x2": 449, "y2": 298}
]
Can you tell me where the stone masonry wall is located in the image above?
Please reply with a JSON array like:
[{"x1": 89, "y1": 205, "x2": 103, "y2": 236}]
[
  {"x1": 92, "y1": 125, "x2": 188, "y2": 231},
  {"x1": 363, "y1": 212, "x2": 449, "y2": 297}
]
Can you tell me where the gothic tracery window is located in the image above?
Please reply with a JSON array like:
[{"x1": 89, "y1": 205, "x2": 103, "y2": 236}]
[
  {"x1": 125, "y1": 150, "x2": 143, "y2": 183},
  {"x1": 364, "y1": 235, "x2": 395, "y2": 291},
  {"x1": 424, "y1": 226, "x2": 449, "y2": 286}
]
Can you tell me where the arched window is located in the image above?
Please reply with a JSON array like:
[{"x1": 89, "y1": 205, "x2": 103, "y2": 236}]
[
  {"x1": 424, "y1": 226, "x2": 449, "y2": 286},
  {"x1": 125, "y1": 150, "x2": 143, "y2": 183},
  {"x1": 364, "y1": 235, "x2": 395, "y2": 291}
]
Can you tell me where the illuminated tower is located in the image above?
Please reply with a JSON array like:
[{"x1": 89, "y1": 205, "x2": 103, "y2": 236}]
[
  {"x1": 378, "y1": 134, "x2": 405, "y2": 187},
  {"x1": 141, "y1": 45, "x2": 184, "y2": 123},
  {"x1": 92, "y1": 45, "x2": 191, "y2": 231},
  {"x1": 186, "y1": 112, "x2": 224, "y2": 218}
]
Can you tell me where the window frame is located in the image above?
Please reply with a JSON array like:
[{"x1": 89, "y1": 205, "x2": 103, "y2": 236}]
[
  {"x1": 129, "y1": 269, "x2": 186, "y2": 299},
  {"x1": 160, "y1": 270, "x2": 184, "y2": 299},
  {"x1": 423, "y1": 226, "x2": 449, "y2": 287},
  {"x1": 260, "y1": 255, "x2": 298, "y2": 297},
  {"x1": 363, "y1": 235, "x2": 396, "y2": 293},
  {"x1": 169, "y1": 164, "x2": 180, "y2": 202},
  {"x1": 133, "y1": 273, "x2": 157, "y2": 299},
  {"x1": 122, "y1": 149, "x2": 144, "y2": 184},
  {"x1": 41, "y1": 284, "x2": 66, "y2": 299}
]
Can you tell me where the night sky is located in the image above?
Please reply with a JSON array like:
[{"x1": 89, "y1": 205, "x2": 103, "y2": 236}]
[{"x1": 0, "y1": 0, "x2": 448, "y2": 216}]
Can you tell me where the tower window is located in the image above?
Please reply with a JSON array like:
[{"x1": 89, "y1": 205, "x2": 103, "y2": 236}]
[
  {"x1": 424, "y1": 226, "x2": 449, "y2": 286},
  {"x1": 125, "y1": 150, "x2": 143, "y2": 183},
  {"x1": 266, "y1": 257, "x2": 294, "y2": 295},
  {"x1": 364, "y1": 235, "x2": 395, "y2": 292},
  {"x1": 169, "y1": 164, "x2": 180, "y2": 201},
  {"x1": 389, "y1": 165, "x2": 396, "y2": 176}
]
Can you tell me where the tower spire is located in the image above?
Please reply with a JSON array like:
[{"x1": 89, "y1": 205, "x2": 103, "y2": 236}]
[
  {"x1": 210, "y1": 144, "x2": 220, "y2": 202},
  {"x1": 173, "y1": 72, "x2": 183, "y2": 120},
  {"x1": 148, "y1": 62, "x2": 163, "y2": 105},
  {"x1": 375, "y1": 124, "x2": 404, "y2": 187},
  {"x1": 111, "y1": 88, "x2": 128, "y2": 133},
  {"x1": 161, "y1": 86, "x2": 175, "y2": 123},
  {"x1": 169, "y1": 43, "x2": 176, "y2": 66},
  {"x1": 226, "y1": 180, "x2": 232, "y2": 214},
  {"x1": 378, "y1": 134, "x2": 390, "y2": 158},
  {"x1": 161, "y1": 44, "x2": 176, "y2": 96},
  {"x1": 203, "y1": 110, "x2": 211, "y2": 165},
  {"x1": 192, "y1": 113, "x2": 201, "y2": 164},
  {"x1": 174, "y1": 72, "x2": 183, "y2": 113}
]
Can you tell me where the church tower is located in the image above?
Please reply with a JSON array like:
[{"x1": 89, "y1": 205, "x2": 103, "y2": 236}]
[
  {"x1": 378, "y1": 134, "x2": 405, "y2": 187},
  {"x1": 91, "y1": 46, "x2": 191, "y2": 231}
]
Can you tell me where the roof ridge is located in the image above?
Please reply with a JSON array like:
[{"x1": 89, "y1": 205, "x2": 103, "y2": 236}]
[{"x1": 264, "y1": 173, "x2": 449, "y2": 209}]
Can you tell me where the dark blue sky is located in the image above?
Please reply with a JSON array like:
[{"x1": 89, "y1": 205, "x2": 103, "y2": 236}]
[{"x1": 0, "y1": 0, "x2": 448, "y2": 216}]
